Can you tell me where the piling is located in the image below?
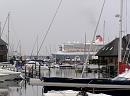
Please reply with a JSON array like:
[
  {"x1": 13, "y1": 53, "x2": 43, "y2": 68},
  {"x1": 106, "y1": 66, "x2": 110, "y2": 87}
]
[
  {"x1": 25, "y1": 64, "x2": 27, "y2": 79},
  {"x1": 31, "y1": 65, "x2": 33, "y2": 78},
  {"x1": 39, "y1": 64, "x2": 41, "y2": 79}
]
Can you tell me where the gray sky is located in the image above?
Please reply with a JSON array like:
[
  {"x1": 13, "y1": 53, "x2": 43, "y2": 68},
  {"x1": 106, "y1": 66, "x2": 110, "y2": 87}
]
[{"x1": 0, "y1": 0, "x2": 130, "y2": 56}]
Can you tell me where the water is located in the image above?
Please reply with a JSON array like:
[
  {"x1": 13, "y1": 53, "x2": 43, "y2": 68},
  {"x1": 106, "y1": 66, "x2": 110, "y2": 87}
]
[{"x1": 0, "y1": 68, "x2": 108, "y2": 96}]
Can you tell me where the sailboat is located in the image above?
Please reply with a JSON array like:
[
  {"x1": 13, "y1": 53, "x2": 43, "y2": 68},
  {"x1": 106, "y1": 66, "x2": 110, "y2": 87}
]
[{"x1": 0, "y1": 13, "x2": 23, "y2": 81}]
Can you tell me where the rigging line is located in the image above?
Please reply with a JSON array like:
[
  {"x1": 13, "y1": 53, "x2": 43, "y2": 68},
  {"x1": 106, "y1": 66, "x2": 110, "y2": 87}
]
[
  {"x1": 103, "y1": 20, "x2": 105, "y2": 45},
  {"x1": 30, "y1": 36, "x2": 38, "y2": 57},
  {"x1": 1, "y1": 15, "x2": 8, "y2": 37},
  {"x1": 16, "y1": 40, "x2": 20, "y2": 51},
  {"x1": 81, "y1": 0, "x2": 106, "y2": 78},
  {"x1": 15, "y1": 40, "x2": 22, "y2": 56},
  {"x1": 0, "y1": 22, "x2": 1, "y2": 38},
  {"x1": 84, "y1": 32, "x2": 87, "y2": 63},
  {"x1": 37, "y1": 0, "x2": 63, "y2": 56}
]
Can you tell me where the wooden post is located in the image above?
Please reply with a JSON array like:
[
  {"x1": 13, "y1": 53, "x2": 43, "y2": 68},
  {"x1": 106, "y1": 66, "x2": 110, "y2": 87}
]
[
  {"x1": 35, "y1": 62, "x2": 36, "y2": 69},
  {"x1": 92, "y1": 88, "x2": 95, "y2": 93},
  {"x1": 98, "y1": 60, "x2": 100, "y2": 78},
  {"x1": 39, "y1": 63, "x2": 41, "y2": 79},
  {"x1": 31, "y1": 65, "x2": 33, "y2": 78}
]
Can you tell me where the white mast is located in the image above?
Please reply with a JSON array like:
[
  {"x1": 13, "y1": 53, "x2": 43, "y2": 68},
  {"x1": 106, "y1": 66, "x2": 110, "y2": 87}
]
[
  {"x1": 19, "y1": 40, "x2": 21, "y2": 57},
  {"x1": 7, "y1": 13, "x2": 10, "y2": 61},
  {"x1": 0, "y1": 22, "x2": 1, "y2": 38},
  {"x1": 36, "y1": 35, "x2": 38, "y2": 58},
  {"x1": 118, "y1": 0, "x2": 123, "y2": 74}
]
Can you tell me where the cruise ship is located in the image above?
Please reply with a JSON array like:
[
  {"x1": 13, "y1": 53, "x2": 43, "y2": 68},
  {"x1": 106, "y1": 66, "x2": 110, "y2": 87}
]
[{"x1": 52, "y1": 35, "x2": 104, "y2": 63}]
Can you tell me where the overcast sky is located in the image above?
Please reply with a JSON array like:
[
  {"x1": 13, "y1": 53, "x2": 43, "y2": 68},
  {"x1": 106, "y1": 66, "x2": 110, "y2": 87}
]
[{"x1": 0, "y1": 0, "x2": 130, "y2": 56}]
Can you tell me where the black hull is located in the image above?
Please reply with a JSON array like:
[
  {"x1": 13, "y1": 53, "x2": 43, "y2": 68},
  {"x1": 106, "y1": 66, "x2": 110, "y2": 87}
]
[
  {"x1": 41, "y1": 77, "x2": 130, "y2": 96},
  {"x1": 44, "y1": 87, "x2": 130, "y2": 96}
]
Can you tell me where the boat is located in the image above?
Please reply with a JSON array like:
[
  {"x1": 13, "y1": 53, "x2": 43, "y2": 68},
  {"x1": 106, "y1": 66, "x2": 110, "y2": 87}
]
[
  {"x1": 44, "y1": 90, "x2": 111, "y2": 96},
  {"x1": 86, "y1": 92, "x2": 111, "y2": 96},
  {"x1": 41, "y1": 70, "x2": 130, "y2": 96},
  {"x1": 0, "y1": 68, "x2": 23, "y2": 80},
  {"x1": 26, "y1": 60, "x2": 49, "y2": 70},
  {"x1": 44, "y1": 90, "x2": 79, "y2": 96},
  {"x1": 59, "y1": 63, "x2": 75, "y2": 69},
  {"x1": 0, "y1": 73, "x2": 9, "y2": 81}
]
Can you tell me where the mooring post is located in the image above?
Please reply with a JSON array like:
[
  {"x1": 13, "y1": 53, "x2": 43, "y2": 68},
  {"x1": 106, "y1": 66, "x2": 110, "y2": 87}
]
[
  {"x1": 31, "y1": 65, "x2": 33, "y2": 78},
  {"x1": 92, "y1": 88, "x2": 95, "y2": 94},
  {"x1": 25, "y1": 64, "x2": 27, "y2": 79},
  {"x1": 39, "y1": 63, "x2": 41, "y2": 79}
]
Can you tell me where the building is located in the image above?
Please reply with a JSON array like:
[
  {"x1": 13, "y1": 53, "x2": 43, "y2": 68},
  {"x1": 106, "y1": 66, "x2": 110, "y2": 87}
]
[
  {"x1": 96, "y1": 34, "x2": 130, "y2": 77},
  {"x1": 0, "y1": 38, "x2": 8, "y2": 62}
]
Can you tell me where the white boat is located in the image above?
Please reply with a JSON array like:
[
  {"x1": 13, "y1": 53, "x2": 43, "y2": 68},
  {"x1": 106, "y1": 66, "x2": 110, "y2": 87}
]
[
  {"x1": 112, "y1": 69, "x2": 130, "y2": 80},
  {"x1": 0, "y1": 74, "x2": 9, "y2": 81},
  {"x1": 0, "y1": 69, "x2": 23, "y2": 80},
  {"x1": 86, "y1": 92, "x2": 111, "y2": 96},
  {"x1": 59, "y1": 63, "x2": 75, "y2": 68},
  {"x1": 26, "y1": 60, "x2": 49, "y2": 70},
  {"x1": 44, "y1": 90, "x2": 111, "y2": 96},
  {"x1": 44, "y1": 90, "x2": 79, "y2": 96},
  {"x1": 54, "y1": 64, "x2": 60, "y2": 68}
]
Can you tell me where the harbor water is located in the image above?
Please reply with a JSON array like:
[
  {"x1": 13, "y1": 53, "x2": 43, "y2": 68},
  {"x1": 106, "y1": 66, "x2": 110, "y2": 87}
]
[{"x1": 0, "y1": 68, "x2": 109, "y2": 96}]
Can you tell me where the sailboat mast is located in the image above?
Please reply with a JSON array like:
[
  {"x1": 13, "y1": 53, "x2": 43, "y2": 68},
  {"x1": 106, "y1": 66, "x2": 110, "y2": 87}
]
[
  {"x1": 84, "y1": 32, "x2": 86, "y2": 63},
  {"x1": 37, "y1": 35, "x2": 38, "y2": 58},
  {"x1": 118, "y1": 0, "x2": 123, "y2": 74},
  {"x1": 19, "y1": 40, "x2": 21, "y2": 57},
  {"x1": 103, "y1": 20, "x2": 105, "y2": 45},
  {"x1": 0, "y1": 22, "x2": 1, "y2": 38},
  {"x1": 7, "y1": 13, "x2": 10, "y2": 61}
]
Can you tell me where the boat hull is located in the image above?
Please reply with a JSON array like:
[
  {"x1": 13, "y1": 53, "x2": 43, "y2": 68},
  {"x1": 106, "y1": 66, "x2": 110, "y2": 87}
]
[
  {"x1": 0, "y1": 74, "x2": 9, "y2": 81},
  {"x1": 0, "y1": 69, "x2": 23, "y2": 80},
  {"x1": 41, "y1": 77, "x2": 130, "y2": 96}
]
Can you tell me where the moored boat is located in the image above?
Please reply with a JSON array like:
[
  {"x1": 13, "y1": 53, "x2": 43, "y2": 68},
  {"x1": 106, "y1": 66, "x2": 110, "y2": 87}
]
[
  {"x1": 41, "y1": 70, "x2": 130, "y2": 96},
  {"x1": 0, "y1": 74, "x2": 9, "y2": 81},
  {"x1": 0, "y1": 69, "x2": 23, "y2": 80}
]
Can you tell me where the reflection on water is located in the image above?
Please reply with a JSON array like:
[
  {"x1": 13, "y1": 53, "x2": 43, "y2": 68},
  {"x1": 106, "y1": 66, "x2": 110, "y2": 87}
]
[
  {"x1": 0, "y1": 80, "x2": 43, "y2": 96},
  {"x1": 40, "y1": 68, "x2": 102, "y2": 78},
  {"x1": 0, "y1": 68, "x2": 103, "y2": 96}
]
